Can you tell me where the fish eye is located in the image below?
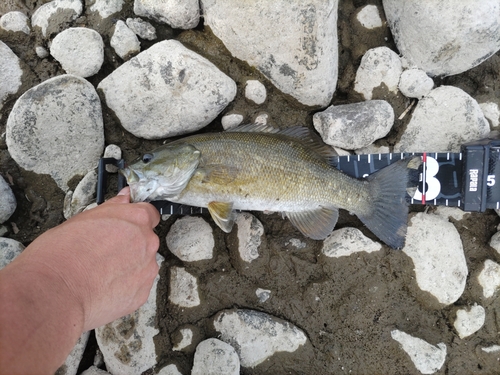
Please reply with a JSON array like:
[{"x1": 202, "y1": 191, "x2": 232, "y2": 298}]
[{"x1": 142, "y1": 153, "x2": 153, "y2": 163}]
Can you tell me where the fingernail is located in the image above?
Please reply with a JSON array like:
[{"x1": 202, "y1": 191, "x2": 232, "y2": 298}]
[{"x1": 117, "y1": 186, "x2": 130, "y2": 196}]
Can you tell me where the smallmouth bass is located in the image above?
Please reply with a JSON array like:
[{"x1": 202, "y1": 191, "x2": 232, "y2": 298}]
[{"x1": 121, "y1": 124, "x2": 419, "y2": 249}]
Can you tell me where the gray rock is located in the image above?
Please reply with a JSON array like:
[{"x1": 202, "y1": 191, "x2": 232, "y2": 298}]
[
  {"x1": 213, "y1": 309, "x2": 308, "y2": 368},
  {"x1": 98, "y1": 39, "x2": 236, "y2": 139},
  {"x1": 133, "y1": 0, "x2": 199, "y2": 29},
  {"x1": 80, "y1": 366, "x2": 110, "y2": 375},
  {"x1": 0, "y1": 176, "x2": 16, "y2": 224},
  {"x1": 126, "y1": 17, "x2": 156, "y2": 40},
  {"x1": 192, "y1": 338, "x2": 240, "y2": 375},
  {"x1": 313, "y1": 100, "x2": 394, "y2": 149},
  {"x1": 96, "y1": 253, "x2": 164, "y2": 375},
  {"x1": 321, "y1": 227, "x2": 381, "y2": 258},
  {"x1": 489, "y1": 231, "x2": 500, "y2": 255},
  {"x1": 89, "y1": 0, "x2": 123, "y2": 19},
  {"x1": 157, "y1": 364, "x2": 183, "y2": 375},
  {"x1": 477, "y1": 259, "x2": 500, "y2": 298},
  {"x1": 0, "y1": 237, "x2": 24, "y2": 269},
  {"x1": 166, "y1": 216, "x2": 214, "y2": 262},
  {"x1": 234, "y1": 212, "x2": 264, "y2": 263},
  {"x1": 35, "y1": 46, "x2": 49, "y2": 58},
  {"x1": 57, "y1": 331, "x2": 90, "y2": 375},
  {"x1": 110, "y1": 20, "x2": 140, "y2": 60},
  {"x1": 221, "y1": 113, "x2": 244, "y2": 130},
  {"x1": 63, "y1": 170, "x2": 98, "y2": 219},
  {"x1": 202, "y1": 0, "x2": 339, "y2": 107},
  {"x1": 395, "y1": 86, "x2": 490, "y2": 152},
  {"x1": 403, "y1": 213, "x2": 467, "y2": 305},
  {"x1": 169, "y1": 266, "x2": 200, "y2": 308},
  {"x1": 103, "y1": 144, "x2": 122, "y2": 173},
  {"x1": 398, "y1": 68, "x2": 434, "y2": 99},
  {"x1": 0, "y1": 41, "x2": 23, "y2": 112},
  {"x1": 479, "y1": 102, "x2": 499, "y2": 128},
  {"x1": 31, "y1": 0, "x2": 82, "y2": 37},
  {"x1": 255, "y1": 288, "x2": 271, "y2": 303},
  {"x1": 356, "y1": 4, "x2": 383, "y2": 29},
  {"x1": 0, "y1": 11, "x2": 30, "y2": 34},
  {"x1": 453, "y1": 304, "x2": 485, "y2": 339},
  {"x1": 50, "y1": 27, "x2": 104, "y2": 77},
  {"x1": 383, "y1": 0, "x2": 500, "y2": 76},
  {"x1": 391, "y1": 329, "x2": 446, "y2": 374},
  {"x1": 6, "y1": 74, "x2": 104, "y2": 192},
  {"x1": 354, "y1": 47, "x2": 402, "y2": 100},
  {"x1": 172, "y1": 327, "x2": 194, "y2": 351},
  {"x1": 245, "y1": 80, "x2": 266, "y2": 105}
]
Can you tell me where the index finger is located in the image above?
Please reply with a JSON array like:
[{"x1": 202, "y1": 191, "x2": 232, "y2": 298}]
[{"x1": 136, "y1": 202, "x2": 161, "y2": 228}]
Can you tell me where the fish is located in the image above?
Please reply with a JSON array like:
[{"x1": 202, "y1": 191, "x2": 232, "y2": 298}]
[{"x1": 120, "y1": 124, "x2": 420, "y2": 249}]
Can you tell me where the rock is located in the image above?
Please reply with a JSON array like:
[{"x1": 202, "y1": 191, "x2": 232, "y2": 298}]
[
  {"x1": 126, "y1": 17, "x2": 156, "y2": 40},
  {"x1": 383, "y1": 0, "x2": 500, "y2": 76},
  {"x1": 172, "y1": 327, "x2": 194, "y2": 351},
  {"x1": 213, "y1": 309, "x2": 308, "y2": 368},
  {"x1": 321, "y1": 227, "x2": 382, "y2": 258},
  {"x1": 0, "y1": 176, "x2": 16, "y2": 224},
  {"x1": 284, "y1": 238, "x2": 307, "y2": 249},
  {"x1": 0, "y1": 11, "x2": 30, "y2": 34},
  {"x1": 98, "y1": 39, "x2": 236, "y2": 139},
  {"x1": 89, "y1": 0, "x2": 123, "y2": 19},
  {"x1": 355, "y1": 144, "x2": 390, "y2": 155},
  {"x1": 234, "y1": 212, "x2": 264, "y2": 263},
  {"x1": 0, "y1": 41, "x2": 23, "y2": 112},
  {"x1": 398, "y1": 69, "x2": 434, "y2": 99},
  {"x1": 356, "y1": 4, "x2": 383, "y2": 29},
  {"x1": 221, "y1": 113, "x2": 244, "y2": 130},
  {"x1": 482, "y1": 345, "x2": 500, "y2": 353},
  {"x1": 403, "y1": 212, "x2": 467, "y2": 305},
  {"x1": 166, "y1": 216, "x2": 214, "y2": 262},
  {"x1": 157, "y1": 364, "x2": 183, "y2": 375},
  {"x1": 202, "y1": 0, "x2": 339, "y2": 107},
  {"x1": 489, "y1": 231, "x2": 500, "y2": 255},
  {"x1": 110, "y1": 20, "x2": 140, "y2": 60},
  {"x1": 103, "y1": 144, "x2": 122, "y2": 173},
  {"x1": 434, "y1": 206, "x2": 470, "y2": 222},
  {"x1": 169, "y1": 266, "x2": 200, "y2": 308},
  {"x1": 31, "y1": 0, "x2": 82, "y2": 37},
  {"x1": 191, "y1": 338, "x2": 240, "y2": 375},
  {"x1": 391, "y1": 329, "x2": 446, "y2": 374},
  {"x1": 353, "y1": 47, "x2": 402, "y2": 100},
  {"x1": 6, "y1": 74, "x2": 104, "y2": 192},
  {"x1": 313, "y1": 100, "x2": 394, "y2": 149},
  {"x1": 133, "y1": 0, "x2": 199, "y2": 29},
  {"x1": 477, "y1": 259, "x2": 500, "y2": 298},
  {"x1": 57, "y1": 331, "x2": 90, "y2": 375},
  {"x1": 0, "y1": 237, "x2": 25, "y2": 269},
  {"x1": 395, "y1": 86, "x2": 490, "y2": 152},
  {"x1": 50, "y1": 28, "x2": 104, "y2": 77},
  {"x1": 63, "y1": 170, "x2": 98, "y2": 219},
  {"x1": 255, "y1": 288, "x2": 271, "y2": 303},
  {"x1": 245, "y1": 80, "x2": 266, "y2": 105},
  {"x1": 80, "y1": 366, "x2": 110, "y2": 375},
  {"x1": 96, "y1": 253, "x2": 164, "y2": 375},
  {"x1": 253, "y1": 112, "x2": 268, "y2": 125},
  {"x1": 35, "y1": 46, "x2": 49, "y2": 58},
  {"x1": 453, "y1": 304, "x2": 485, "y2": 339},
  {"x1": 479, "y1": 102, "x2": 499, "y2": 128}
]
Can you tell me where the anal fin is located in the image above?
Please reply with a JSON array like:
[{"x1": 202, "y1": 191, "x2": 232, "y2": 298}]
[
  {"x1": 286, "y1": 207, "x2": 339, "y2": 240},
  {"x1": 208, "y1": 201, "x2": 235, "y2": 233}
]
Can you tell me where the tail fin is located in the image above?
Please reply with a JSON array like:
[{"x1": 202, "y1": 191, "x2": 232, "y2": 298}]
[{"x1": 358, "y1": 157, "x2": 420, "y2": 249}]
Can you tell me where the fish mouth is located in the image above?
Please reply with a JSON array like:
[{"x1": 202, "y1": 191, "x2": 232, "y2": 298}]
[{"x1": 119, "y1": 167, "x2": 141, "y2": 183}]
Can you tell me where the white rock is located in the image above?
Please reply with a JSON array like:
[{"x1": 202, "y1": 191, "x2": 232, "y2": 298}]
[
  {"x1": 63, "y1": 170, "x2": 98, "y2": 219},
  {"x1": 169, "y1": 266, "x2": 200, "y2": 308},
  {"x1": 202, "y1": 0, "x2": 339, "y2": 107},
  {"x1": 126, "y1": 17, "x2": 156, "y2": 40},
  {"x1": 479, "y1": 102, "x2": 500, "y2": 128},
  {"x1": 482, "y1": 345, "x2": 500, "y2": 353},
  {"x1": 172, "y1": 327, "x2": 193, "y2": 351},
  {"x1": 434, "y1": 207, "x2": 470, "y2": 222},
  {"x1": 356, "y1": 4, "x2": 383, "y2": 29},
  {"x1": 0, "y1": 237, "x2": 25, "y2": 269},
  {"x1": 284, "y1": 238, "x2": 306, "y2": 249},
  {"x1": 398, "y1": 69, "x2": 434, "y2": 99},
  {"x1": 192, "y1": 338, "x2": 240, "y2": 375},
  {"x1": 157, "y1": 364, "x2": 184, "y2": 375},
  {"x1": 313, "y1": 100, "x2": 394, "y2": 149},
  {"x1": 355, "y1": 144, "x2": 390, "y2": 155},
  {"x1": 213, "y1": 309, "x2": 308, "y2": 368},
  {"x1": 58, "y1": 331, "x2": 90, "y2": 375},
  {"x1": 391, "y1": 329, "x2": 446, "y2": 374},
  {"x1": 0, "y1": 41, "x2": 23, "y2": 112},
  {"x1": 221, "y1": 113, "x2": 244, "y2": 130},
  {"x1": 383, "y1": 0, "x2": 500, "y2": 76},
  {"x1": 253, "y1": 112, "x2": 268, "y2": 126},
  {"x1": 354, "y1": 47, "x2": 402, "y2": 100},
  {"x1": 103, "y1": 144, "x2": 122, "y2": 173},
  {"x1": 489, "y1": 231, "x2": 500, "y2": 255},
  {"x1": 235, "y1": 212, "x2": 264, "y2": 263},
  {"x1": 0, "y1": 176, "x2": 16, "y2": 224},
  {"x1": 403, "y1": 213, "x2": 467, "y2": 305},
  {"x1": 133, "y1": 0, "x2": 199, "y2": 29},
  {"x1": 31, "y1": 0, "x2": 82, "y2": 37},
  {"x1": 453, "y1": 304, "x2": 485, "y2": 339},
  {"x1": 50, "y1": 28, "x2": 104, "y2": 77},
  {"x1": 322, "y1": 227, "x2": 382, "y2": 258},
  {"x1": 6, "y1": 74, "x2": 104, "y2": 192},
  {"x1": 0, "y1": 11, "x2": 30, "y2": 34},
  {"x1": 96, "y1": 253, "x2": 164, "y2": 375},
  {"x1": 395, "y1": 86, "x2": 490, "y2": 152},
  {"x1": 80, "y1": 366, "x2": 110, "y2": 375},
  {"x1": 111, "y1": 20, "x2": 140, "y2": 60},
  {"x1": 90, "y1": 0, "x2": 124, "y2": 19},
  {"x1": 35, "y1": 46, "x2": 49, "y2": 58},
  {"x1": 98, "y1": 39, "x2": 236, "y2": 139},
  {"x1": 255, "y1": 288, "x2": 271, "y2": 303},
  {"x1": 166, "y1": 216, "x2": 214, "y2": 262},
  {"x1": 245, "y1": 80, "x2": 266, "y2": 105},
  {"x1": 477, "y1": 259, "x2": 500, "y2": 299}
]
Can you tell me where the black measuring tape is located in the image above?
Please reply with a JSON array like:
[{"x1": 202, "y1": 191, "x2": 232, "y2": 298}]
[{"x1": 97, "y1": 137, "x2": 500, "y2": 214}]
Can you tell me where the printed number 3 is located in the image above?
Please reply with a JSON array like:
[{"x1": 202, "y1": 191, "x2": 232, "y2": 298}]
[{"x1": 413, "y1": 157, "x2": 441, "y2": 201}]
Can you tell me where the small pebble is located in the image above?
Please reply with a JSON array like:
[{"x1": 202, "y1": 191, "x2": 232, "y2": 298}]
[
  {"x1": 245, "y1": 80, "x2": 266, "y2": 105},
  {"x1": 191, "y1": 338, "x2": 240, "y2": 375},
  {"x1": 166, "y1": 216, "x2": 214, "y2": 262},
  {"x1": 479, "y1": 102, "x2": 500, "y2": 128},
  {"x1": 488, "y1": 231, "x2": 500, "y2": 255},
  {"x1": 0, "y1": 11, "x2": 30, "y2": 34},
  {"x1": 255, "y1": 288, "x2": 271, "y2": 303},
  {"x1": 111, "y1": 20, "x2": 140, "y2": 60},
  {"x1": 0, "y1": 237, "x2": 25, "y2": 269},
  {"x1": 453, "y1": 304, "x2": 485, "y2": 339},
  {"x1": 103, "y1": 144, "x2": 122, "y2": 173},
  {"x1": 0, "y1": 175, "x2": 16, "y2": 224},
  {"x1": 356, "y1": 5, "x2": 383, "y2": 29},
  {"x1": 221, "y1": 113, "x2": 244, "y2": 130},
  {"x1": 157, "y1": 364, "x2": 184, "y2": 375},
  {"x1": 172, "y1": 327, "x2": 194, "y2": 351},
  {"x1": 235, "y1": 212, "x2": 264, "y2": 263},
  {"x1": 322, "y1": 227, "x2": 381, "y2": 258},
  {"x1": 90, "y1": 0, "x2": 123, "y2": 19},
  {"x1": 169, "y1": 266, "x2": 200, "y2": 308},
  {"x1": 398, "y1": 69, "x2": 434, "y2": 99},
  {"x1": 477, "y1": 259, "x2": 500, "y2": 298},
  {"x1": 126, "y1": 17, "x2": 156, "y2": 40},
  {"x1": 35, "y1": 46, "x2": 49, "y2": 58}
]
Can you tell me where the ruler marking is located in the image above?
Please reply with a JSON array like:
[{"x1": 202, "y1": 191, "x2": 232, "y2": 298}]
[{"x1": 422, "y1": 152, "x2": 427, "y2": 205}]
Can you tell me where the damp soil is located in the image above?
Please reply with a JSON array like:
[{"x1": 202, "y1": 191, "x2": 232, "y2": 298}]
[{"x1": 1, "y1": 1, "x2": 500, "y2": 374}]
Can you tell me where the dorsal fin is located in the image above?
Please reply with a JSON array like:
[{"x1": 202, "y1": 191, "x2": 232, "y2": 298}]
[{"x1": 226, "y1": 123, "x2": 280, "y2": 134}]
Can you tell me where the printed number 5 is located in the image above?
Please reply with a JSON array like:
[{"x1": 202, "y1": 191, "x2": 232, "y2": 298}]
[
  {"x1": 413, "y1": 157, "x2": 441, "y2": 201},
  {"x1": 487, "y1": 175, "x2": 496, "y2": 187}
]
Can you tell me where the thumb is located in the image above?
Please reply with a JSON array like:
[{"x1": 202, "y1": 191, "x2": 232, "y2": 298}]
[{"x1": 105, "y1": 187, "x2": 131, "y2": 204}]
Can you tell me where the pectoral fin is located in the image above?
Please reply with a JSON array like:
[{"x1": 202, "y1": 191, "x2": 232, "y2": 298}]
[
  {"x1": 208, "y1": 201, "x2": 235, "y2": 233},
  {"x1": 286, "y1": 207, "x2": 339, "y2": 240},
  {"x1": 199, "y1": 164, "x2": 239, "y2": 185}
]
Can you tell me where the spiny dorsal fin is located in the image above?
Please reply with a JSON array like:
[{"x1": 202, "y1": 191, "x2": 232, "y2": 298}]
[
  {"x1": 207, "y1": 201, "x2": 235, "y2": 233},
  {"x1": 286, "y1": 206, "x2": 339, "y2": 240},
  {"x1": 226, "y1": 123, "x2": 280, "y2": 134}
]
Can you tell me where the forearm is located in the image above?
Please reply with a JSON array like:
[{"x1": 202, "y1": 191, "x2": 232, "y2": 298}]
[{"x1": 0, "y1": 259, "x2": 84, "y2": 375}]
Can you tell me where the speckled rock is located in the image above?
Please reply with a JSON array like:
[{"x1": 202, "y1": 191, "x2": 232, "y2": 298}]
[
  {"x1": 63, "y1": 170, "x2": 98, "y2": 219},
  {"x1": 0, "y1": 237, "x2": 24, "y2": 269},
  {"x1": 0, "y1": 176, "x2": 16, "y2": 224},
  {"x1": 356, "y1": 4, "x2": 383, "y2": 29},
  {"x1": 157, "y1": 364, "x2": 183, "y2": 375},
  {"x1": 169, "y1": 266, "x2": 200, "y2": 308},
  {"x1": 0, "y1": 41, "x2": 23, "y2": 112},
  {"x1": 453, "y1": 304, "x2": 485, "y2": 339},
  {"x1": 480, "y1": 102, "x2": 500, "y2": 128},
  {"x1": 322, "y1": 227, "x2": 382, "y2": 258},
  {"x1": 398, "y1": 68, "x2": 434, "y2": 99},
  {"x1": 89, "y1": 0, "x2": 123, "y2": 19},
  {"x1": 191, "y1": 338, "x2": 240, "y2": 375},
  {"x1": 0, "y1": 11, "x2": 30, "y2": 34},
  {"x1": 172, "y1": 326, "x2": 194, "y2": 352},
  {"x1": 477, "y1": 259, "x2": 500, "y2": 298},
  {"x1": 31, "y1": 0, "x2": 82, "y2": 37},
  {"x1": 166, "y1": 216, "x2": 214, "y2": 262},
  {"x1": 234, "y1": 212, "x2": 264, "y2": 263},
  {"x1": 126, "y1": 17, "x2": 156, "y2": 40},
  {"x1": 110, "y1": 20, "x2": 140, "y2": 60},
  {"x1": 489, "y1": 231, "x2": 500, "y2": 255},
  {"x1": 221, "y1": 113, "x2": 244, "y2": 130},
  {"x1": 133, "y1": 0, "x2": 199, "y2": 29},
  {"x1": 245, "y1": 80, "x2": 266, "y2": 105},
  {"x1": 57, "y1": 331, "x2": 90, "y2": 375},
  {"x1": 80, "y1": 366, "x2": 110, "y2": 375}
]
